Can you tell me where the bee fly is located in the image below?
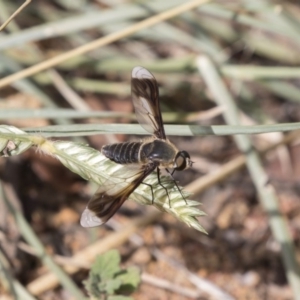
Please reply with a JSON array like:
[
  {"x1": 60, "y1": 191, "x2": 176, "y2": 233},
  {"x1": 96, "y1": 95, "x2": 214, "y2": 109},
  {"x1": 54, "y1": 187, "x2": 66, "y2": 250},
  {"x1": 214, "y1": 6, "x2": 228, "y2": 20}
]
[{"x1": 81, "y1": 66, "x2": 192, "y2": 227}]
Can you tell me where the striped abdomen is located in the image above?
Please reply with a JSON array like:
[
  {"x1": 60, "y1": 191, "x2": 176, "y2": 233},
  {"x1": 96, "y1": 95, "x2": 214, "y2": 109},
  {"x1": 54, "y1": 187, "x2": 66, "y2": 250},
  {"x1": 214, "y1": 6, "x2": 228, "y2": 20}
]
[{"x1": 101, "y1": 142, "x2": 142, "y2": 164}]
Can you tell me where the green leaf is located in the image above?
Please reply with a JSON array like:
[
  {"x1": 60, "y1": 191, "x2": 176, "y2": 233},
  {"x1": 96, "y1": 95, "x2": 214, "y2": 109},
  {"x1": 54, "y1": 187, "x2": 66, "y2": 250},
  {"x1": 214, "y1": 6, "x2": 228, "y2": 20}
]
[
  {"x1": 83, "y1": 273, "x2": 103, "y2": 298},
  {"x1": 107, "y1": 296, "x2": 134, "y2": 300},
  {"x1": 105, "y1": 278, "x2": 122, "y2": 294},
  {"x1": 91, "y1": 250, "x2": 121, "y2": 281},
  {"x1": 115, "y1": 267, "x2": 141, "y2": 294},
  {"x1": 84, "y1": 250, "x2": 140, "y2": 298}
]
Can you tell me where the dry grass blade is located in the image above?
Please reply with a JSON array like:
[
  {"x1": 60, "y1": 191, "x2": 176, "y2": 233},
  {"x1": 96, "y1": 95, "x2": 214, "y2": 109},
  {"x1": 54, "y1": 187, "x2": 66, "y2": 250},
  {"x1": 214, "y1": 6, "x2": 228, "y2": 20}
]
[
  {"x1": 0, "y1": 247, "x2": 37, "y2": 300},
  {"x1": 48, "y1": 69, "x2": 90, "y2": 111},
  {"x1": 23, "y1": 122, "x2": 300, "y2": 137},
  {"x1": 0, "y1": 0, "x2": 211, "y2": 89},
  {"x1": 1, "y1": 184, "x2": 85, "y2": 299},
  {"x1": 0, "y1": 0, "x2": 31, "y2": 32}
]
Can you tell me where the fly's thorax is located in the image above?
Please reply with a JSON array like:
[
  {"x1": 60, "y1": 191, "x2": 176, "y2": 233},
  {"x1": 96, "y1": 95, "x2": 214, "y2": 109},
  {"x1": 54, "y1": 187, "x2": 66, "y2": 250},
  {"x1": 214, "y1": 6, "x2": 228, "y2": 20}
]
[{"x1": 139, "y1": 138, "x2": 178, "y2": 167}]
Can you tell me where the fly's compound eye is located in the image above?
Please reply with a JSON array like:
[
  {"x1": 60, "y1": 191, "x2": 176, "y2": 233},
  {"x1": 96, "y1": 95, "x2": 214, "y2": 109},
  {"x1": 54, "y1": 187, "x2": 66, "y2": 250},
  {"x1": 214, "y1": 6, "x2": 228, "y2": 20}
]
[{"x1": 174, "y1": 151, "x2": 191, "y2": 171}]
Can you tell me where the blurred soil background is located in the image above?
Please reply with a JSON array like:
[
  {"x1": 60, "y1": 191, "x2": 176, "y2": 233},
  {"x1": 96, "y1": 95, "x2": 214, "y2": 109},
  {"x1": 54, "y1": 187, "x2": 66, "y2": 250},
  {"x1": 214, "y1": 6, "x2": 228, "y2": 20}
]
[{"x1": 0, "y1": 0, "x2": 300, "y2": 299}]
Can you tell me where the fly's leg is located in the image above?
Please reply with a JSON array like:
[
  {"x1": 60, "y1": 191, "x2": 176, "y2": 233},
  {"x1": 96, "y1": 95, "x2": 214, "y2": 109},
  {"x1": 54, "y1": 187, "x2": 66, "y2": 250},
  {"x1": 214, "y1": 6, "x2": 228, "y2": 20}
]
[
  {"x1": 140, "y1": 182, "x2": 155, "y2": 205},
  {"x1": 166, "y1": 168, "x2": 188, "y2": 205},
  {"x1": 156, "y1": 167, "x2": 172, "y2": 207}
]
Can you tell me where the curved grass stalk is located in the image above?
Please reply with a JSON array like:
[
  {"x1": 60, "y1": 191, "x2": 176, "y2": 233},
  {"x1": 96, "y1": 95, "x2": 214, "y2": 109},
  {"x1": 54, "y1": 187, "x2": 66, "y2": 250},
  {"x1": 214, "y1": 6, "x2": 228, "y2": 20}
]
[{"x1": 23, "y1": 122, "x2": 300, "y2": 138}]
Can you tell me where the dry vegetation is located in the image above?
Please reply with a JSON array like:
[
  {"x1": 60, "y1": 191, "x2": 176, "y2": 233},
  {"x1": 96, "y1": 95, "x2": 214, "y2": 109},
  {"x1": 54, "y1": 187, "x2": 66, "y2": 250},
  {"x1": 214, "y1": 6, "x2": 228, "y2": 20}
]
[{"x1": 0, "y1": 0, "x2": 300, "y2": 299}]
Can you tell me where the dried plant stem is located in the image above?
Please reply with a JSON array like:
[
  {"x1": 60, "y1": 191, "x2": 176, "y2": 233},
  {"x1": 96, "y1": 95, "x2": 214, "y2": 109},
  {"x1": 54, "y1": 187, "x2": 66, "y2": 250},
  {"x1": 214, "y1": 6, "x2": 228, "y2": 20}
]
[
  {"x1": 0, "y1": 0, "x2": 31, "y2": 32},
  {"x1": 0, "y1": 248, "x2": 37, "y2": 300},
  {"x1": 23, "y1": 122, "x2": 300, "y2": 138}
]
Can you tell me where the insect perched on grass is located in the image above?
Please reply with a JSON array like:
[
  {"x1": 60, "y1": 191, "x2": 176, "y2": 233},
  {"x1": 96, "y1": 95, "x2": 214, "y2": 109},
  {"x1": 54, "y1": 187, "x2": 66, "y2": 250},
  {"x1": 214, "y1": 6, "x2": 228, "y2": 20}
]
[{"x1": 81, "y1": 66, "x2": 192, "y2": 227}]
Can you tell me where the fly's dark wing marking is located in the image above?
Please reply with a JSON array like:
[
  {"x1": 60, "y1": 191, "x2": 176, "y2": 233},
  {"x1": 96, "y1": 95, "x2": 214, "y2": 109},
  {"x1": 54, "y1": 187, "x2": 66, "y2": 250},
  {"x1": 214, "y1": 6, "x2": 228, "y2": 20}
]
[
  {"x1": 80, "y1": 163, "x2": 158, "y2": 227},
  {"x1": 131, "y1": 66, "x2": 166, "y2": 140}
]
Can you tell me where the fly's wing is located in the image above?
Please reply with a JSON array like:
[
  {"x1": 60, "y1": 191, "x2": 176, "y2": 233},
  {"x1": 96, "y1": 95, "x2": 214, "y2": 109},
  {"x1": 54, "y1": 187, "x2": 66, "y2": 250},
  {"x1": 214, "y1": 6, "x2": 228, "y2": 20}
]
[
  {"x1": 131, "y1": 66, "x2": 166, "y2": 140},
  {"x1": 80, "y1": 163, "x2": 157, "y2": 227}
]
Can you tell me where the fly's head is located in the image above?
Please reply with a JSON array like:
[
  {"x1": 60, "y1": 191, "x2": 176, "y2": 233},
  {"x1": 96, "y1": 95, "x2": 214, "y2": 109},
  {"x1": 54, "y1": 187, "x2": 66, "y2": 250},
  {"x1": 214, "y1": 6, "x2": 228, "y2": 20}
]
[{"x1": 173, "y1": 151, "x2": 192, "y2": 171}]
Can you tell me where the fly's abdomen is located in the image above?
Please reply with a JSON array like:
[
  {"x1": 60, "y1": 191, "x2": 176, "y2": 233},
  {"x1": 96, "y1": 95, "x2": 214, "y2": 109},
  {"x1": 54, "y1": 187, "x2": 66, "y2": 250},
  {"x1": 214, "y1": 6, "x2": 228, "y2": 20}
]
[{"x1": 101, "y1": 142, "x2": 142, "y2": 164}]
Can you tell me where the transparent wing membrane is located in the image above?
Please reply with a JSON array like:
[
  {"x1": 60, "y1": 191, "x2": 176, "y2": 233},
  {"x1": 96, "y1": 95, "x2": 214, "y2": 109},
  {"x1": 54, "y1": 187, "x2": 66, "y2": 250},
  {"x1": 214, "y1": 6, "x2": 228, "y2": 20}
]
[{"x1": 131, "y1": 66, "x2": 166, "y2": 139}]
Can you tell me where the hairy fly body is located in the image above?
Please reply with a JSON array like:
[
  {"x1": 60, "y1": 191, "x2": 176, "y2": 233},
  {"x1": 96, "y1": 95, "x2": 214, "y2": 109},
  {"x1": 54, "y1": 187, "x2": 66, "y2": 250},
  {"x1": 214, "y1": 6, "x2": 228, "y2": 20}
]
[{"x1": 81, "y1": 67, "x2": 192, "y2": 227}]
